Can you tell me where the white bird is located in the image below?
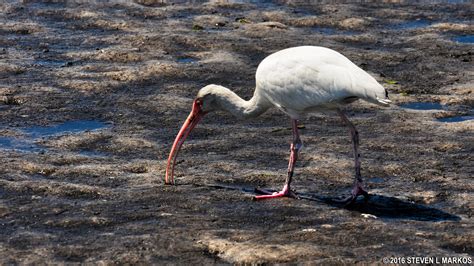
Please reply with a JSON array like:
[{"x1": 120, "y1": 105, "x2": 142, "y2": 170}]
[{"x1": 165, "y1": 46, "x2": 391, "y2": 203}]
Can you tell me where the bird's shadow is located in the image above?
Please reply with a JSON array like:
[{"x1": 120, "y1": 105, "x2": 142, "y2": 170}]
[{"x1": 203, "y1": 183, "x2": 460, "y2": 222}]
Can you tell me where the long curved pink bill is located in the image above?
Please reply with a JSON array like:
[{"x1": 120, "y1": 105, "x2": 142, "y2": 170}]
[{"x1": 165, "y1": 100, "x2": 203, "y2": 185}]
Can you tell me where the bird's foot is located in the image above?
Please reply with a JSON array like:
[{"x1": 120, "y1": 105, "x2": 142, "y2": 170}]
[
  {"x1": 335, "y1": 182, "x2": 369, "y2": 206},
  {"x1": 254, "y1": 185, "x2": 298, "y2": 200}
]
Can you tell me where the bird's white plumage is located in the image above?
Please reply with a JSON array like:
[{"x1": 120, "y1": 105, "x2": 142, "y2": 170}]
[
  {"x1": 168, "y1": 45, "x2": 391, "y2": 194},
  {"x1": 255, "y1": 46, "x2": 389, "y2": 118}
]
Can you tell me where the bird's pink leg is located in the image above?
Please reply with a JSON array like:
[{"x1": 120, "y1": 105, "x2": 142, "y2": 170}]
[
  {"x1": 255, "y1": 119, "x2": 302, "y2": 199},
  {"x1": 336, "y1": 110, "x2": 369, "y2": 204}
]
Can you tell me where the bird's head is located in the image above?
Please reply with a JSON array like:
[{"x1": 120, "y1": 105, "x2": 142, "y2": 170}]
[
  {"x1": 165, "y1": 85, "x2": 222, "y2": 185},
  {"x1": 195, "y1": 84, "x2": 225, "y2": 113}
]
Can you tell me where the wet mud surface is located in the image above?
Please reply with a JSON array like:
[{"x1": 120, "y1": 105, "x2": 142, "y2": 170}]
[{"x1": 0, "y1": 1, "x2": 473, "y2": 264}]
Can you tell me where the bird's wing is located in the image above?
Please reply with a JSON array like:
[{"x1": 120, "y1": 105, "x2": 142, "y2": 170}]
[
  {"x1": 257, "y1": 60, "x2": 356, "y2": 110},
  {"x1": 257, "y1": 53, "x2": 387, "y2": 112}
]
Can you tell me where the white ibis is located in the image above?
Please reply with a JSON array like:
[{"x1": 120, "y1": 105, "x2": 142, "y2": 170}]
[{"x1": 165, "y1": 46, "x2": 391, "y2": 203}]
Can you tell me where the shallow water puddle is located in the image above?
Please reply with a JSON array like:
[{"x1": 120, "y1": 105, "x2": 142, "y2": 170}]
[
  {"x1": 368, "y1": 177, "x2": 385, "y2": 183},
  {"x1": 0, "y1": 120, "x2": 108, "y2": 152},
  {"x1": 77, "y1": 149, "x2": 109, "y2": 158},
  {"x1": 437, "y1": 115, "x2": 474, "y2": 123},
  {"x1": 177, "y1": 57, "x2": 197, "y2": 64},
  {"x1": 399, "y1": 103, "x2": 473, "y2": 122},
  {"x1": 399, "y1": 102, "x2": 444, "y2": 110},
  {"x1": 452, "y1": 35, "x2": 474, "y2": 44},
  {"x1": 312, "y1": 27, "x2": 355, "y2": 35},
  {"x1": 34, "y1": 59, "x2": 72, "y2": 68},
  {"x1": 390, "y1": 19, "x2": 432, "y2": 30},
  {"x1": 0, "y1": 137, "x2": 42, "y2": 152},
  {"x1": 24, "y1": 120, "x2": 107, "y2": 138}
]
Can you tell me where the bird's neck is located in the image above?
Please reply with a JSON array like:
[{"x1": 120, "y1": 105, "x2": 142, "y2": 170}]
[{"x1": 215, "y1": 87, "x2": 271, "y2": 119}]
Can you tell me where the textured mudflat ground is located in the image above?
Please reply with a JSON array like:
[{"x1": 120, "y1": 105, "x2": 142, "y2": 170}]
[{"x1": 0, "y1": 1, "x2": 473, "y2": 264}]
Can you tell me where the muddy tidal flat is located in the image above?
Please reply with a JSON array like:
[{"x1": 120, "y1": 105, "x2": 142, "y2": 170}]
[{"x1": 0, "y1": 1, "x2": 473, "y2": 264}]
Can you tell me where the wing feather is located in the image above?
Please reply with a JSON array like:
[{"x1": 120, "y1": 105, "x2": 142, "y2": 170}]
[{"x1": 256, "y1": 46, "x2": 389, "y2": 114}]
